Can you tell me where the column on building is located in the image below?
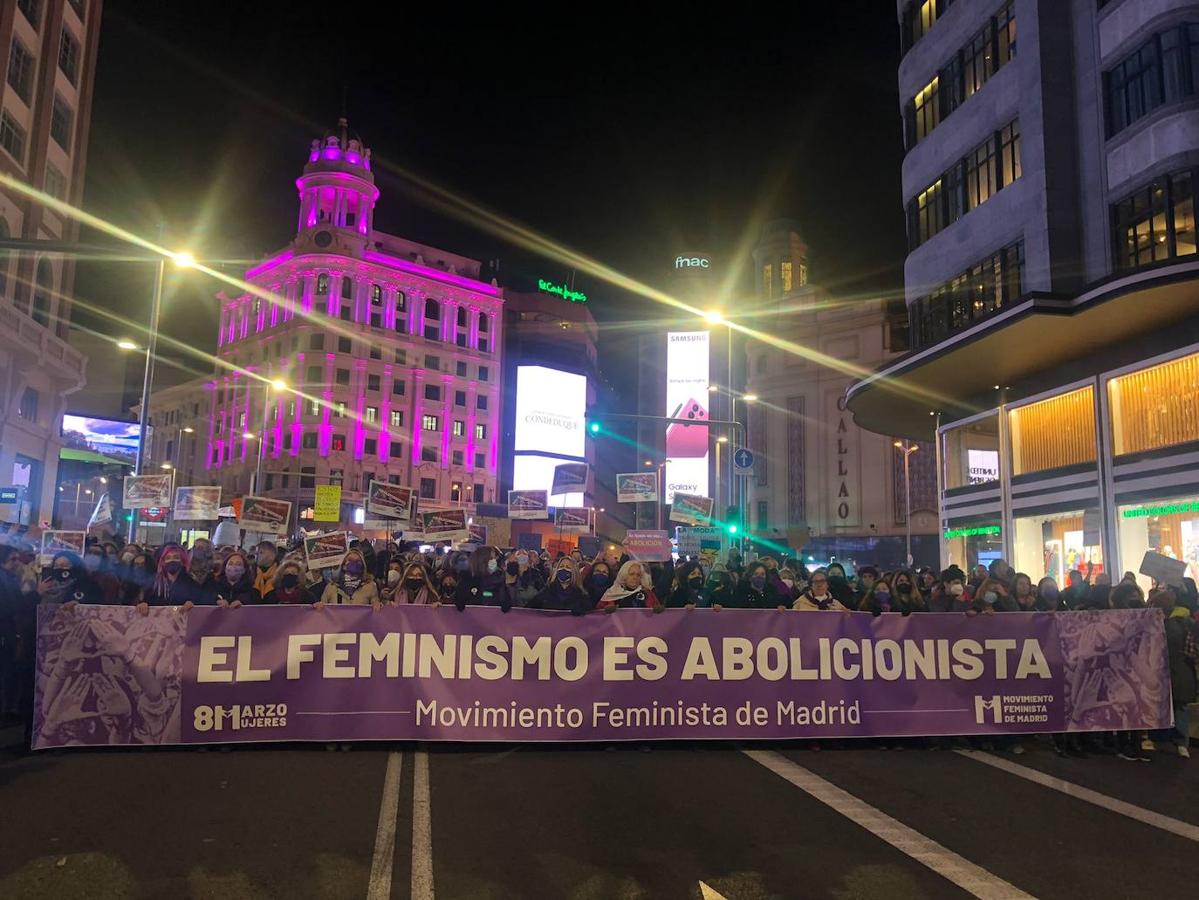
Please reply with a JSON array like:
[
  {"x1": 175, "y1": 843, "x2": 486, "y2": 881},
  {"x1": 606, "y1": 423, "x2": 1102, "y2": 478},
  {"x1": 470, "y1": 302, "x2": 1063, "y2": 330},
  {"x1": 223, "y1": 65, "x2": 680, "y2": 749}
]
[
  {"x1": 410, "y1": 368, "x2": 425, "y2": 467},
  {"x1": 353, "y1": 359, "x2": 368, "y2": 460},
  {"x1": 440, "y1": 375, "x2": 454, "y2": 470},
  {"x1": 384, "y1": 286, "x2": 398, "y2": 331},
  {"x1": 291, "y1": 352, "x2": 304, "y2": 457},
  {"x1": 301, "y1": 273, "x2": 315, "y2": 316},
  {"x1": 465, "y1": 379, "x2": 477, "y2": 475},
  {"x1": 467, "y1": 306, "x2": 481, "y2": 349},
  {"x1": 319, "y1": 352, "x2": 335, "y2": 456},
  {"x1": 327, "y1": 272, "x2": 342, "y2": 317},
  {"x1": 408, "y1": 290, "x2": 423, "y2": 336},
  {"x1": 379, "y1": 363, "x2": 393, "y2": 464}
]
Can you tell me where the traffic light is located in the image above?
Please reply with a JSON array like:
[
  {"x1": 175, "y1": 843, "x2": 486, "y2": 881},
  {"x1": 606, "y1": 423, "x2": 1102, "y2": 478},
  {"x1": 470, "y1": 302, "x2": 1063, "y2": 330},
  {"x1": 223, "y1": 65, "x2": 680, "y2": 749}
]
[
  {"x1": 727, "y1": 522, "x2": 739, "y2": 536},
  {"x1": 586, "y1": 414, "x2": 604, "y2": 436},
  {"x1": 725, "y1": 505, "x2": 742, "y2": 537}
]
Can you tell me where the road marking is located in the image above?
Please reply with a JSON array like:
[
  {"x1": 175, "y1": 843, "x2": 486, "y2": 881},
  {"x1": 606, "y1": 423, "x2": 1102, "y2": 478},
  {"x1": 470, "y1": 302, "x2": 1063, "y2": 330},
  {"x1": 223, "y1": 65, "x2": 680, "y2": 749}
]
[
  {"x1": 743, "y1": 750, "x2": 1032, "y2": 900},
  {"x1": 699, "y1": 880, "x2": 729, "y2": 900},
  {"x1": 412, "y1": 750, "x2": 435, "y2": 900},
  {"x1": 958, "y1": 750, "x2": 1199, "y2": 843},
  {"x1": 366, "y1": 752, "x2": 404, "y2": 900}
]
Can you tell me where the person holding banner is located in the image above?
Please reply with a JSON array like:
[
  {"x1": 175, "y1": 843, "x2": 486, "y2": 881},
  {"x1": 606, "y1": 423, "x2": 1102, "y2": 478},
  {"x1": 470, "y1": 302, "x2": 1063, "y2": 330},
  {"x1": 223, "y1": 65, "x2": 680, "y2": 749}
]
[
  {"x1": 529, "y1": 558, "x2": 590, "y2": 616},
  {"x1": 82, "y1": 545, "x2": 121, "y2": 604},
  {"x1": 390, "y1": 563, "x2": 438, "y2": 605},
  {"x1": 143, "y1": 546, "x2": 191, "y2": 609},
  {"x1": 317, "y1": 550, "x2": 380, "y2": 607},
  {"x1": 666, "y1": 561, "x2": 705, "y2": 609},
  {"x1": 582, "y1": 560, "x2": 612, "y2": 607},
  {"x1": 793, "y1": 570, "x2": 851, "y2": 612},
  {"x1": 42, "y1": 552, "x2": 104, "y2": 608},
  {"x1": 731, "y1": 562, "x2": 786, "y2": 610},
  {"x1": 216, "y1": 551, "x2": 261, "y2": 608},
  {"x1": 505, "y1": 551, "x2": 544, "y2": 607},
  {"x1": 262, "y1": 559, "x2": 320, "y2": 605},
  {"x1": 453, "y1": 547, "x2": 513, "y2": 612},
  {"x1": 597, "y1": 561, "x2": 661, "y2": 611},
  {"x1": 252, "y1": 541, "x2": 279, "y2": 599}
]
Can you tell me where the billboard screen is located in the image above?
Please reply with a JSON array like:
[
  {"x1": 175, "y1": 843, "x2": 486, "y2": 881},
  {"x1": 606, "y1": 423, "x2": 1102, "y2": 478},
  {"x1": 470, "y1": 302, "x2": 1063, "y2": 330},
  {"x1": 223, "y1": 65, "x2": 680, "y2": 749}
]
[
  {"x1": 512, "y1": 455, "x2": 585, "y2": 508},
  {"x1": 514, "y1": 366, "x2": 586, "y2": 457},
  {"x1": 665, "y1": 331, "x2": 709, "y2": 503},
  {"x1": 62, "y1": 414, "x2": 142, "y2": 464}
]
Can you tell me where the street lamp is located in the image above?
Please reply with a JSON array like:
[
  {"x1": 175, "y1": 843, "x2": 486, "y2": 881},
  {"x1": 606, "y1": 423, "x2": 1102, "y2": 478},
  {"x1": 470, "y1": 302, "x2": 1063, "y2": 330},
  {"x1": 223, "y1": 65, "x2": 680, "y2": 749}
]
[
  {"x1": 894, "y1": 440, "x2": 920, "y2": 566},
  {"x1": 117, "y1": 339, "x2": 138, "y2": 351}
]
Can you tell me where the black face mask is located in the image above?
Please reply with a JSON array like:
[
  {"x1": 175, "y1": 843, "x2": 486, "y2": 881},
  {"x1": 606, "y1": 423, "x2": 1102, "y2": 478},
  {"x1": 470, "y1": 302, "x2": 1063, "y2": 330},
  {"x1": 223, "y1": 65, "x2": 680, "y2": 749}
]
[
  {"x1": 896, "y1": 583, "x2": 912, "y2": 594},
  {"x1": 405, "y1": 578, "x2": 425, "y2": 590},
  {"x1": 441, "y1": 581, "x2": 456, "y2": 595},
  {"x1": 280, "y1": 574, "x2": 300, "y2": 591},
  {"x1": 506, "y1": 562, "x2": 520, "y2": 576},
  {"x1": 164, "y1": 561, "x2": 184, "y2": 577}
]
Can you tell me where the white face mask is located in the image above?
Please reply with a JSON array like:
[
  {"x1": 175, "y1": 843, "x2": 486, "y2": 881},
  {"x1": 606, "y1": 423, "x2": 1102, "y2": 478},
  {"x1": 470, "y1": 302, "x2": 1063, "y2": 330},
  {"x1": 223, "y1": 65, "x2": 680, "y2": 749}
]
[
  {"x1": 387, "y1": 570, "x2": 400, "y2": 585},
  {"x1": 949, "y1": 583, "x2": 965, "y2": 596}
]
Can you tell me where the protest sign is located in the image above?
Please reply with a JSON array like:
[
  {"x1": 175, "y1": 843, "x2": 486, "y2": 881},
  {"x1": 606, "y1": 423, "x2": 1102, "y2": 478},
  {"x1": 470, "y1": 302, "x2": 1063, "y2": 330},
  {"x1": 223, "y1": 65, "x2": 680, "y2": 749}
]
[
  {"x1": 32, "y1": 606, "x2": 1173, "y2": 748},
  {"x1": 313, "y1": 485, "x2": 342, "y2": 522},
  {"x1": 238, "y1": 495, "x2": 292, "y2": 535},
  {"x1": 174, "y1": 486, "x2": 221, "y2": 521},
  {"x1": 40, "y1": 530, "x2": 85, "y2": 566},
  {"x1": 87, "y1": 494, "x2": 113, "y2": 529},
  {"x1": 366, "y1": 481, "x2": 417, "y2": 521},
  {"x1": 467, "y1": 524, "x2": 488, "y2": 545},
  {"x1": 677, "y1": 526, "x2": 726, "y2": 565},
  {"x1": 555, "y1": 507, "x2": 591, "y2": 534},
  {"x1": 670, "y1": 493, "x2": 714, "y2": 526},
  {"x1": 551, "y1": 462, "x2": 588, "y2": 496},
  {"x1": 508, "y1": 490, "x2": 549, "y2": 520},
  {"x1": 1139, "y1": 550, "x2": 1188, "y2": 587},
  {"x1": 616, "y1": 472, "x2": 658, "y2": 504},
  {"x1": 303, "y1": 530, "x2": 349, "y2": 572},
  {"x1": 623, "y1": 529, "x2": 673, "y2": 562},
  {"x1": 577, "y1": 535, "x2": 602, "y2": 558},
  {"x1": 123, "y1": 473, "x2": 173, "y2": 510},
  {"x1": 516, "y1": 532, "x2": 543, "y2": 551},
  {"x1": 420, "y1": 508, "x2": 469, "y2": 542}
]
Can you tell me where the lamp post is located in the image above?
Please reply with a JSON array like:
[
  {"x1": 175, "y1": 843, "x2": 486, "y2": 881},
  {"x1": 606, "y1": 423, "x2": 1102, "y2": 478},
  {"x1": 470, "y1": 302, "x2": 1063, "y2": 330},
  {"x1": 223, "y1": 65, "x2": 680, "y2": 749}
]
[
  {"x1": 894, "y1": 440, "x2": 920, "y2": 566},
  {"x1": 126, "y1": 243, "x2": 196, "y2": 542}
]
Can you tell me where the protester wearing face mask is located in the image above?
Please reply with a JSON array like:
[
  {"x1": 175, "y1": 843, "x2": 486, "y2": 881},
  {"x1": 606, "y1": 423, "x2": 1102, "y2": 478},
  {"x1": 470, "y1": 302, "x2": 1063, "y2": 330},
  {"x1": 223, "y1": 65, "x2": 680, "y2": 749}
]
[
  {"x1": 666, "y1": 561, "x2": 705, "y2": 608},
  {"x1": 391, "y1": 563, "x2": 437, "y2": 605},
  {"x1": 732, "y1": 563, "x2": 785, "y2": 610},
  {"x1": 1036, "y1": 577, "x2": 1062, "y2": 611},
  {"x1": 82, "y1": 546, "x2": 121, "y2": 603},
  {"x1": 505, "y1": 551, "x2": 544, "y2": 607},
  {"x1": 253, "y1": 541, "x2": 279, "y2": 598},
  {"x1": 970, "y1": 576, "x2": 1014, "y2": 614},
  {"x1": 890, "y1": 569, "x2": 925, "y2": 614},
  {"x1": 379, "y1": 562, "x2": 404, "y2": 603},
  {"x1": 530, "y1": 558, "x2": 590, "y2": 616},
  {"x1": 42, "y1": 552, "x2": 104, "y2": 608},
  {"x1": 1010, "y1": 573, "x2": 1039, "y2": 611},
  {"x1": 141, "y1": 545, "x2": 191, "y2": 610},
  {"x1": 176, "y1": 542, "x2": 221, "y2": 607},
  {"x1": 263, "y1": 560, "x2": 319, "y2": 604},
  {"x1": 217, "y1": 551, "x2": 261, "y2": 608},
  {"x1": 317, "y1": 550, "x2": 380, "y2": 608},
  {"x1": 929, "y1": 567, "x2": 972, "y2": 612},
  {"x1": 857, "y1": 575, "x2": 896, "y2": 616},
  {"x1": 436, "y1": 572, "x2": 458, "y2": 604},
  {"x1": 855, "y1": 566, "x2": 879, "y2": 606},
  {"x1": 701, "y1": 567, "x2": 734, "y2": 609},
  {"x1": 453, "y1": 546, "x2": 512, "y2": 612},
  {"x1": 584, "y1": 561, "x2": 612, "y2": 607},
  {"x1": 776, "y1": 568, "x2": 802, "y2": 603},
  {"x1": 794, "y1": 571, "x2": 850, "y2": 611}
]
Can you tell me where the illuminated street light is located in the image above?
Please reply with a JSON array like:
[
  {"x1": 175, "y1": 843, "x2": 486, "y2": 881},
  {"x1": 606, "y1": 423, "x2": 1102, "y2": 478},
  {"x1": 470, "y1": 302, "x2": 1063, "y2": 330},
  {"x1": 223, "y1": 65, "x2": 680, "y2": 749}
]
[
  {"x1": 243, "y1": 431, "x2": 256, "y2": 440},
  {"x1": 708, "y1": 384, "x2": 718, "y2": 392},
  {"x1": 743, "y1": 394, "x2": 759, "y2": 403},
  {"x1": 704, "y1": 310, "x2": 724, "y2": 324},
  {"x1": 160, "y1": 462, "x2": 172, "y2": 470},
  {"x1": 644, "y1": 459, "x2": 653, "y2": 467},
  {"x1": 718, "y1": 435, "x2": 729, "y2": 443},
  {"x1": 183, "y1": 426, "x2": 195, "y2": 434},
  {"x1": 270, "y1": 378, "x2": 288, "y2": 392},
  {"x1": 171, "y1": 250, "x2": 197, "y2": 268},
  {"x1": 117, "y1": 339, "x2": 138, "y2": 351}
]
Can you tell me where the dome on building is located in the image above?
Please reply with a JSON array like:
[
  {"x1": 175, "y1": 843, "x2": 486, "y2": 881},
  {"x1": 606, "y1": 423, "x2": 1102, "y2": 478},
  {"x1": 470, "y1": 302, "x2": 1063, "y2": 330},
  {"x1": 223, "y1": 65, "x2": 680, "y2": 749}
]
[{"x1": 303, "y1": 117, "x2": 374, "y2": 181}]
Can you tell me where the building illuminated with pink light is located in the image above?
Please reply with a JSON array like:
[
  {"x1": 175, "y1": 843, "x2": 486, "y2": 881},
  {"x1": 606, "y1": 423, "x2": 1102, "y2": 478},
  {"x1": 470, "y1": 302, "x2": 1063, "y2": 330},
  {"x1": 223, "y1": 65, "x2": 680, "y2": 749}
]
[{"x1": 202, "y1": 120, "x2": 503, "y2": 525}]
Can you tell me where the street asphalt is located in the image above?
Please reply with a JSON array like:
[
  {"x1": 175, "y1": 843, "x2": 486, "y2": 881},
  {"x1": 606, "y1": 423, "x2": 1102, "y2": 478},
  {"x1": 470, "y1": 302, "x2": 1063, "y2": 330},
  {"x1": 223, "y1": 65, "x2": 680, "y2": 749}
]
[{"x1": 0, "y1": 734, "x2": 1195, "y2": 899}]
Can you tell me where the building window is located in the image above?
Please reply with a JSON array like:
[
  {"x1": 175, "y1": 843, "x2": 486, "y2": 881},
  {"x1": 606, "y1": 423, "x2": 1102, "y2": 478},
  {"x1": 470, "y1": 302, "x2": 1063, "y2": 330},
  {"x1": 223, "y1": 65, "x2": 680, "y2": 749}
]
[
  {"x1": 365, "y1": 406, "x2": 378, "y2": 424},
  {"x1": 965, "y1": 133, "x2": 998, "y2": 211},
  {"x1": 425, "y1": 355, "x2": 440, "y2": 370},
  {"x1": 303, "y1": 432, "x2": 317, "y2": 449},
  {"x1": 306, "y1": 365, "x2": 321, "y2": 384},
  {"x1": 369, "y1": 345, "x2": 381, "y2": 360},
  {"x1": 1009, "y1": 387, "x2": 1097, "y2": 476},
  {"x1": 455, "y1": 361, "x2": 467, "y2": 377},
  {"x1": 473, "y1": 483, "x2": 484, "y2": 503},
  {"x1": 32, "y1": 258, "x2": 52, "y2": 326},
  {"x1": 316, "y1": 273, "x2": 329, "y2": 295},
  {"x1": 963, "y1": 20, "x2": 995, "y2": 99},
  {"x1": 341, "y1": 276, "x2": 353, "y2": 300},
  {"x1": 367, "y1": 374, "x2": 380, "y2": 392},
  {"x1": 17, "y1": 387, "x2": 37, "y2": 422},
  {"x1": 0, "y1": 111, "x2": 27, "y2": 164},
  {"x1": 50, "y1": 94, "x2": 73, "y2": 149},
  {"x1": 422, "y1": 414, "x2": 440, "y2": 431},
  {"x1": 339, "y1": 304, "x2": 351, "y2": 321},
  {"x1": 396, "y1": 291, "x2": 406, "y2": 313},
  {"x1": 912, "y1": 76, "x2": 940, "y2": 143},
  {"x1": 450, "y1": 482, "x2": 462, "y2": 503},
  {"x1": 999, "y1": 121, "x2": 1021, "y2": 186},
  {"x1": 452, "y1": 450, "x2": 464, "y2": 466},
  {"x1": 308, "y1": 398, "x2": 321, "y2": 416},
  {"x1": 390, "y1": 441, "x2": 404, "y2": 457},
  {"x1": 780, "y1": 261, "x2": 793, "y2": 293},
  {"x1": 478, "y1": 337, "x2": 489, "y2": 353},
  {"x1": 390, "y1": 410, "x2": 403, "y2": 428},
  {"x1": 8, "y1": 38, "x2": 35, "y2": 104},
  {"x1": 58, "y1": 27, "x2": 79, "y2": 85},
  {"x1": 1109, "y1": 351, "x2": 1199, "y2": 456},
  {"x1": 338, "y1": 336, "x2": 351, "y2": 353},
  {"x1": 1106, "y1": 30, "x2": 1169, "y2": 136},
  {"x1": 455, "y1": 390, "x2": 466, "y2": 407},
  {"x1": 478, "y1": 366, "x2": 489, "y2": 382},
  {"x1": 421, "y1": 446, "x2": 437, "y2": 463},
  {"x1": 475, "y1": 452, "x2": 486, "y2": 468},
  {"x1": 392, "y1": 378, "x2": 406, "y2": 396},
  {"x1": 1112, "y1": 169, "x2": 1196, "y2": 272},
  {"x1": 310, "y1": 333, "x2": 324, "y2": 350},
  {"x1": 761, "y1": 263, "x2": 772, "y2": 298},
  {"x1": 16, "y1": 0, "x2": 41, "y2": 28},
  {"x1": 301, "y1": 466, "x2": 315, "y2": 488},
  {"x1": 424, "y1": 384, "x2": 441, "y2": 402},
  {"x1": 479, "y1": 314, "x2": 489, "y2": 333},
  {"x1": 476, "y1": 395, "x2": 488, "y2": 410},
  {"x1": 912, "y1": 242, "x2": 1023, "y2": 347},
  {"x1": 474, "y1": 423, "x2": 486, "y2": 441},
  {"x1": 901, "y1": 0, "x2": 950, "y2": 53},
  {"x1": 420, "y1": 477, "x2": 437, "y2": 499},
  {"x1": 364, "y1": 438, "x2": 377, "y2": 455},
  {"x1": 335, "y1": 368, "x2": 350, "y2": 386},
  {"x1": 44, "y1": 162, "x2": 66, "y2": 201},
  {"x1": 425, "y1": 298, "x2": 440, "y2": 321},
  {"x1": 329, "y1": 469, "x2": 344, "y2": 486},
  {"x1": 371, "y1": 284, "x2": 382, "y2": 304},
  {"x1": 453, "y1": 420, "x2": 465, "y2": 437},
  {"x1": 394, "y1": 349, "x2": 407, "y2": 365},
  {"x1": 331, "y1": 433, "x2": 347, "y2": 452},
  {"x1": 335, "y1": 401, "x2": 346, "y2": 418},
  {"x1": 757, "y1": 501, "x2": 768, "y2": 531}
]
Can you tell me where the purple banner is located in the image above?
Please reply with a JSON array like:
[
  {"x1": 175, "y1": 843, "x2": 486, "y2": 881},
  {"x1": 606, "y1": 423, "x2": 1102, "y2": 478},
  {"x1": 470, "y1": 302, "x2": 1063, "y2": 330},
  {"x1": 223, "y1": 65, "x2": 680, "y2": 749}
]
[{"x1": 33, "y1": 606, "x2": 1172, "y2": 748}]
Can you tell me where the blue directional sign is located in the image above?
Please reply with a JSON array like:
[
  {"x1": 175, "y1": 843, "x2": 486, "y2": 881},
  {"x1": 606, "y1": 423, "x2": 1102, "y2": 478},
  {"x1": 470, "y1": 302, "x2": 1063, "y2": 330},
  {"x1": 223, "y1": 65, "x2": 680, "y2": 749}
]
[
  {"x1": 0, "y1": 488, "x2": 18, "y2": 504},
  {"x1": 733, "y1": 448, "x2": 754, "y2": 471}
]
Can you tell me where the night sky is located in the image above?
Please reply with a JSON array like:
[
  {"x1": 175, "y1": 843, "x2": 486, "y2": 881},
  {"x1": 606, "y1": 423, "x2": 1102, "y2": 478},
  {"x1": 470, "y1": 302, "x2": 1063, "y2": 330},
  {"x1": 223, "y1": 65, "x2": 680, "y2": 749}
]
[{"x1": 74, "y1": 3, "x2": 906, "y2": 394}]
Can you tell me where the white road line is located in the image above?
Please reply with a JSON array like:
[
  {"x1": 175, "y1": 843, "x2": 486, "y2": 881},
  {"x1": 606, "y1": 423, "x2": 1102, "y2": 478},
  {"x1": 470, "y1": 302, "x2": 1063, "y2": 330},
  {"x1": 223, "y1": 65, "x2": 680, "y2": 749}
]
[
  {"x1": 412, "y1": 750, "x2": 435, "y2": 900},
  {"x1": 957, "y1": 750, "x2": 1199, "y2": 843},
  {"x1": 366, "y1": 752, "x2": 404, "y2": 900},
  {"x1": 743, "y1": 750, "x2": 1033, "y2": 900}
]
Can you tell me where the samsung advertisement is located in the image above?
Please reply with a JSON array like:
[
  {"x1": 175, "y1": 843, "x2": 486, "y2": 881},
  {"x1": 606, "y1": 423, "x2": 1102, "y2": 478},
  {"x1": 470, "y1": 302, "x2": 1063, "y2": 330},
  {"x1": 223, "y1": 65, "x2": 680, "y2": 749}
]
[
  {"x1": 665, "y1": 331, "x2": 710, "y2": 503},
  {"x1": 512, "y1": 366, "x2": 587, "y2": 506}
]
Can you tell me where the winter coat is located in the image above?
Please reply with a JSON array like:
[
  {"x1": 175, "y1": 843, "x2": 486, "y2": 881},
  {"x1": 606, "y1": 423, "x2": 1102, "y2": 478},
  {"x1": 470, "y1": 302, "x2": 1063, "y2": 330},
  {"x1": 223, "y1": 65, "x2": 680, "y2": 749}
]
[
  {"x1": 320, "y1": 577, "x2": 379, "y2": 606},
  {"x1": 529, "y1": 583, "x2": 591, "y2": 616},
  {"x1": 1165, "y1": 608, "x2": 1199, "y2": 704},
  {"x1": 454, "y1": 571, "x2": 513, "y2": 612}
]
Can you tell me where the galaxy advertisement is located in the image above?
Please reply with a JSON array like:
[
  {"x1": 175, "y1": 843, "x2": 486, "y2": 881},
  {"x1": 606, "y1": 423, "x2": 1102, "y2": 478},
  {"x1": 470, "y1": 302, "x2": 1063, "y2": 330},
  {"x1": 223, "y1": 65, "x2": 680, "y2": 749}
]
[{"x1": 665, "y1": 331, "x2": 709, "y2": 503}]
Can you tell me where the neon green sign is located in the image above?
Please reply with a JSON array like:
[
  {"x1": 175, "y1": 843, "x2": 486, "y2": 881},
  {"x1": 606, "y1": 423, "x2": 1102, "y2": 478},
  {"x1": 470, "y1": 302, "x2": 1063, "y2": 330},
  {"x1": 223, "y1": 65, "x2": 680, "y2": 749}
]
[
  {"x1": 1122, "y1": 501, "x2": 1199, "y2": 519},
  {"x1": 943, "y1": 525, "x2": 1001, "y2": 539},
  {"x1": 538, "y1": 279, "x2": 587, "y2": 303}
]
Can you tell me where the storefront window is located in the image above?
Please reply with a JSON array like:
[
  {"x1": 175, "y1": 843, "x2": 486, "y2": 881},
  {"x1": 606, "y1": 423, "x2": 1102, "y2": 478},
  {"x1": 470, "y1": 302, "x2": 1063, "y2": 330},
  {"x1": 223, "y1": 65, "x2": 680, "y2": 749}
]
[
  {"x1": 1013, "y1": 509, "x2": 1104, "y2": 584},
  {"x1": 942, "y1": 413, "x2": 1000, "y2": 489},
  {"x1": 1118, "y1": 497, "x2": 1199, "y2": 592},
  {"x1": 1108, "y1": 351, "x2": 1199, "y2": 456},
  {"x1": 943, "y1": 524, "x2": 1004, "y2": 572},
  {"x1": 1009, "y1": 386, "x2": 1096, "y2": 475}
]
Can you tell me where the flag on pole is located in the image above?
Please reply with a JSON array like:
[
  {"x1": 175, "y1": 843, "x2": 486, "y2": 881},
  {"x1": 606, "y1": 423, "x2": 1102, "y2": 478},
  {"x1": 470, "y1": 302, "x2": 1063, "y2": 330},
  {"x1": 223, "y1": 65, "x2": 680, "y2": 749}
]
[{"x1": 87, "y1": 492, "x2": 113, "y2": 529}]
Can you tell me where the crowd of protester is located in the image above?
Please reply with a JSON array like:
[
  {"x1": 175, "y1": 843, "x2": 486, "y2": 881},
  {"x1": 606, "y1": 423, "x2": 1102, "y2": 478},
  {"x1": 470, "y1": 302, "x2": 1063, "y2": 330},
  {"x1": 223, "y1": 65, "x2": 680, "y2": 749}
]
[{"x1": 1, "y1": 533, "x2": 1196, "y2": 757}]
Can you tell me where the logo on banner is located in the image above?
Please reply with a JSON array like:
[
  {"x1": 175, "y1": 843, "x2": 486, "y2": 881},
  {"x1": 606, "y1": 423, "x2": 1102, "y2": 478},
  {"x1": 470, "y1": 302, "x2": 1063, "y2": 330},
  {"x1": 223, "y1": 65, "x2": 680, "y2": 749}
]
[{"x1": 974, "y1": 695, "x2": 1002, "y2": 724}]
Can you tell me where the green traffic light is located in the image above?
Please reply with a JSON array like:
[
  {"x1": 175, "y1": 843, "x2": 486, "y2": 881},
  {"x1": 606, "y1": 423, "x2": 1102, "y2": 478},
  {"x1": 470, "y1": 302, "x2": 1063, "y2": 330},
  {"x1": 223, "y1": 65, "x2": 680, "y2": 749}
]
[
  {"x1": 589, "y1": 421, "x2": 601, "y2": 434},
  {"x1": 727, "y1": 524, "x2": 739, "y2": 535}
]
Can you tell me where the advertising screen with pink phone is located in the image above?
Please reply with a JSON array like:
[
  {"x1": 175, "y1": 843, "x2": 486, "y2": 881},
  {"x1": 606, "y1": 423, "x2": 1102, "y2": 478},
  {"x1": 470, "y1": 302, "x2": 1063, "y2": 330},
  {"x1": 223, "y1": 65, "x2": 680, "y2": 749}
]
[{"x1": 665, "y1": 331, "x2": 709, "y2": 502}]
